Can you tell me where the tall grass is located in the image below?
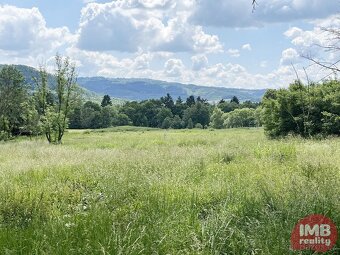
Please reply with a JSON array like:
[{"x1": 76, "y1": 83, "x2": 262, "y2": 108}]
[{"x1": 0, "y1": 128, "x2": 339, "y2": 254}]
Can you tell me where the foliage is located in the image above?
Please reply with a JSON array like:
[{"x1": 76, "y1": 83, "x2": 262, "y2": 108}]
[
  {"x1": 101, "y1": 95, "x2": 112, "y2": 107},
  {"x1": 195, "y1": 123, "x2": 203, "y2": 129},
  {"x1": 224, "y1": 108, "x2": 257, "y2": 128},
  {"x1": 210, "y1": 107, "x2": 225, "y2": 129},
  {"x1": 161, "y1": 117, "x2": 172, "y2": 129},
  {"x1": 0, "y1": 65, "x2": 28, "y2": 139},
  {"x1": 20, "y1": 100, "x2": 42, "y2": 136},
  {"x1": 261, "y1": 80, "x2": 340, "y2": 138},
  {"x1": 183, "y1": 101, "x2": 210, "y2": 127},
  {"x1": 171, "y1": 115, "x2": 183, "y2": 129},
  {"x1": 230, "y1": 96, "x2": 240, "y2": 104},
  {"x1": 187, "y1": 118, "x2": 194, "y2": 129}
]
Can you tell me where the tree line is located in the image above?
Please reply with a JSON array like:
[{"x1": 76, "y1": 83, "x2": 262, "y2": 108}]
[
  {"x1": 0, "y1": 57, "x2": 339, "y2": 143},
  {"x1": 68, "y1": 93, "x2": 260, "y2": 130}
]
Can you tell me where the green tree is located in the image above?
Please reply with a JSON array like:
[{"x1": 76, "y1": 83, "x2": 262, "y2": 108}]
[
  {"x1": 115, "y1": 113, "x2": 131, "y2": 126},
  {"x1": 187, "y1": 118, "x2": 194, "y2": 129},
  {"x1": 69, "y1": 106, "x2": 83, "y2": 129},
  {"x1": 186, "y1": 95, "x2": 195, "y2": 107},
  {"x1": 81, "y1": 101, "x2": 102, "y2": 129},
  {"x1": 218, "y1": 101, "x2": 239, "y2": 113},
  {"x1": 171, "y1": 115, "x2": 183, "y2": 129},
  {"x1": 195, "y1": 123, "x2": 203, "y2": 129},
  {"x1": 161, "y1": 93, "x2": 175, "y2": 111},
  {"x1": 156, "y1": 108, "x2": 173, "y2": 127},
  {"x1": 224, "y1": 108, "x2": 257, "y2": 128},
  {"x1": 0, "y1": 65, "x2": 28, "y2": 138},
  {"x1": 173, "y1": 96, "x2": 187, "y2": 117},
  {"x1": 161, "y1": 117, "x2": 172, "y2": 129},
  {"x1": 261, "y1": 80, "x2": 340, "y2": 137},
  {"x1": 101, "y1": 95, "x2": 112, "y2": 107},
  {"x1": 230, "y1": 96, "x2": 240, "y2": 104},
  {"x1": 210, "y1": 107, "x2": 225, "y2": 129},
  {"x1": 42, "y1": 55, "x2": 77, "y2": 144},
  {"x1": 100, "y1": 106, "x2": 116, "y2": 128},
  {"x1": 0, "y1": 116, "x2": 10, "y2": 140},
  {"x1": 20, "y1": 99, "x2": 41, "y2": 137},
  {"x1": 183, "y1": 101, "x2": 210, "y2": 127}
]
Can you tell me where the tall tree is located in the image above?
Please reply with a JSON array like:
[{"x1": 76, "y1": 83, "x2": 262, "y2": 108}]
[
  {"x1": 210, "y1": 107, "x2": 225, "y2": 129},
  {"x1": 186, "y1": 95, "x2": 196, "y2": 107},
  {"x1": 230, "y1": 96, "x2": 240, "y2": 105},
  {"x1": 0, "y1": 66, "x2": 28, "y2": 138},
  {"x1": 40, "y1": 55, "x2": 77, "y2": 144},
  {"x1": 161, "y1": 93, "x2": 175, "y2": 111},
  {"x1": 101, "y1": 95, "x2": 112, "y2": 107},
  {"x1": 183, "y1": 101, "x2": 210, "y2": 128}
]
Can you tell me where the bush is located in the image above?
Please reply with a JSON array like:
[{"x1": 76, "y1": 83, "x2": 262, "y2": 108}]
[
  {"x1": 195, "y1": 123, "x2": 203, "y2": 129},
  {"x1": 187, "y1": 118, "x2": 194, "y2": 129},
  {"x1": 261, "y1": 80, "x2": 340, "y2": 138},
  {"x1": 224, "y1": 108, "x2": 257, "y2": 128},
  {"x1": 0, "y1": 131, "x2": 10, "y2": 141},
  {"x1": 161, "y1": 117, "x2": 172, "y2": 129}
]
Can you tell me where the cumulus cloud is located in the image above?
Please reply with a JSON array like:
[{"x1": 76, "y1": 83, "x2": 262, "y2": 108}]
[
  {"x1": 242, "y1": 44, "x2": 252, "y2": 51},
  {"x1": 190, "y1": 0, "x2": 339, "y2": 27},
  {"x1": 280, "y1": 48, "x2": 300, "y2": 65},
  {"x1": 164, "y1": 58, "x2": 185, "y2": 77},
  {"x1": 77, "y1": 1, "x2": 223, "y2": 53},
  {"x1": 0, "y1": 5, "x2": 74, "y2": 55},
  {"x1": 284, "y1": 15, "x2": 340, "y2": 67},
  {"x1": 191, "y1": 55, "x2": 208, "y2": 71},
  {"x1": 227, "y1": 49, "x2": 240, "y2": 58},
  {"x1": 0, "y1": 1, "x2": 337, "y2": 91},
  {"x1": 65, "y1": 44, "x2": 335, "y2": 90}
]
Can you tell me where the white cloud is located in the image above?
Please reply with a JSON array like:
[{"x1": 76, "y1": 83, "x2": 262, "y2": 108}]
[
  {"x1": 227, "y1": 49, "x2": 240, "y2": 58},
  {"x1": 77, "y1": 1, "x2": 223, "y2": 53},
  {"x1": 242, "y1": 44, "x2": 252, "y2": 51},
  {"x1": 0, "y1": 5, "x2": 74, "y2": 55},
  {"x1": 191, "y1": 55, "x2": 208, "y2": 71},
  {"x1": 0, "y1": 1, "x2": 337, "y2": 91},
  {"x1": 280, "y1": 48, "x2": 300, "y2": 65},
  {"x1": 65, "y1": 45, "x2": 336, "y2": 90},
  {"x1": 164, "y1": 58, "x2": 185, "y2": 77},
  {"x1": 283, "y1": 15, "x2": 340, "y2": 69},
  {"x1": 83, "y1": 0, "x2": 96, "y2": 4}
]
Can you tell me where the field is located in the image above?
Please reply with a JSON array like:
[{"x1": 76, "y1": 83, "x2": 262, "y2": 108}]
[{"x1": 0, "y1": 128, "x2": 339, "y2": 254}]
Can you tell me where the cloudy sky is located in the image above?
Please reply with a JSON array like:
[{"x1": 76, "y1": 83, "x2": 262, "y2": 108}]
[{"x1": 0, "y1": 0, "x2": 339, "y2": 89}]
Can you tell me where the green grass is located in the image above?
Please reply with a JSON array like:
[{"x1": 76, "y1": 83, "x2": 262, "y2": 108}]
[{"x1": 0, "y1": 128, "x2": 339, "y2": 254}]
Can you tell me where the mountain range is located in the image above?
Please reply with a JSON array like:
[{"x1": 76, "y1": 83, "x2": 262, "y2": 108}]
[{"x1": 1, "y1": 64, "x2": 267, "y2": 102}]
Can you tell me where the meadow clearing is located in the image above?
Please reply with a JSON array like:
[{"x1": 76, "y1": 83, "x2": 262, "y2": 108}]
[{"x1": 0, "y1": 127, "x2": 339, "y2": 254}]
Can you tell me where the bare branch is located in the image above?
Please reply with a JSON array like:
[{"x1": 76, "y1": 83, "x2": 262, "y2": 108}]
[
  {"x1": 304, "y1": 56, "x2": 340, "y2": 73},
  {"x1": 252, "y1": 0, "x2": 258, "y2": 12},
  {"x1": 291, "y1": 63, "x2": 300, "y2": 81},
  {"x1": 302, "y1": 26, "x2": 340, "y2": 74}
]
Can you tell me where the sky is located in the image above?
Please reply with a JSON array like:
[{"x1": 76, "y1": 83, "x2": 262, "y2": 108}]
[{"x1": 0, "y1": 0, "x2": 339, "y2": 89}]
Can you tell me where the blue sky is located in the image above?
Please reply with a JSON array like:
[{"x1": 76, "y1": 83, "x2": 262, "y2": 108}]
[{"x1": 0, "y1": 0, "x2": 339, "y2": 88}]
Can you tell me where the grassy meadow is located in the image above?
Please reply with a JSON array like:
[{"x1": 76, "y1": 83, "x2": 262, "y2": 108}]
[{"x1": 0, "y1": 127, "x2": 339, "y2": 254}]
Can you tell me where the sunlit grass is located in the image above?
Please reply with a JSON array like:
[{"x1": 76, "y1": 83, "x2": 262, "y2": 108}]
[{"x1": 0, "y1": 128, "x2": 339, "y2": 254}]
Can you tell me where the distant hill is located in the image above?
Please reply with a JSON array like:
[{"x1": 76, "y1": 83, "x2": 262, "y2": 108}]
[
  {"x1": 0, "y1": 64, "x2": 104, "y2": 103},
  {"x1": 0, "y1": 64, "x2": 267, "y2": 102},
  {"x1": 77, "y1": 77, "x2": 267, "y2": 102}
]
